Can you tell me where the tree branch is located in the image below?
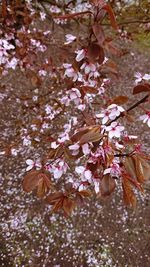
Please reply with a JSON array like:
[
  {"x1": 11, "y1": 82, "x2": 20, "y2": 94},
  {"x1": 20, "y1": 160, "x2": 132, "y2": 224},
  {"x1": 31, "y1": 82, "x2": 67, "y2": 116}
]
[
  {"x1": 127, "y1": 94, "x2": 149, "y2": 113},
  {"x1": 107, "y1": 94, "x2": 149, "y2": 126}
]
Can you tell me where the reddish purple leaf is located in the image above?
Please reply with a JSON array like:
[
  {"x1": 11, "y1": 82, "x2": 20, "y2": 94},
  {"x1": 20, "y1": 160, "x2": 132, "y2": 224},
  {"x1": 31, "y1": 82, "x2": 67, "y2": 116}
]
[
  {"x1": 92, "y1": 23, "x2": 105, "y2": 46},
  {"x1": 133, "y1": 83, "x2": 150, "y2": 95}
]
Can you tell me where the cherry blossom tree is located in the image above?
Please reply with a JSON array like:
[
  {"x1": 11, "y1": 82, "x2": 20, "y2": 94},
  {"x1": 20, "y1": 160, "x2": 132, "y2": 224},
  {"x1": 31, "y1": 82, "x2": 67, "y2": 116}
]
[{"x1": 0, "y1": 0, "x2": 150, "y2": 216}]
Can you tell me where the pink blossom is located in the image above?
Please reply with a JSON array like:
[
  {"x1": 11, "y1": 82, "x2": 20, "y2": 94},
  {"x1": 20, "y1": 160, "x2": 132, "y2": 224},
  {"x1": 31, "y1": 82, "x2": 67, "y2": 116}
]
[
  {"x1": 50, "y1": 5, "x2": 61, "y2": 14},
  {"x1": 45, "y1": 105, "x2": 53, "y2": 115},
  {"x1": 97, "y1": 104, "x2": 124, "y2": 124},
  {"x1": 134, "y1": 72, "x2": 150, "y2": 84},
  {"x1": 78, "y1": 104, "x2": 86, "y2": 111},
  {"x1": 23, "y1": 135, "x2": 31, "y2": 146},
  {"x1": 63, "y1": 64, "x2": 78, "y2": 81},
  {"x1": 0, "y1": 39, "x2": 15, "y2": 51},
  {"x1": 51, "y1": 132, "x2": 69, "y2": 149},
  {"x1": 75, "y1": 166, "x2": 92, "y2": 182},
  {"x1": 75, "y1": 49, "x2": 86, "y2": 62},
  {"x1": 83, "y1": 79, "x2": 97, "y2": 88},
  {"x1": 64, "y1": 34, "x2": 76, "y2": 45},
  {"x1": 82, "y1": 143, "x2": 91, "y2": 155},
  {"x1": 41, "y1": 122, "x2": 49, "y2": 129},
  {"x1": 40, "y1": 12, "x2": 46, "y2": 21},
  {"x1": 6, "y1": 57, "x2": 18, "y2": 70},
  {"x1": 54, "y1": 18, "x2": 67, "y2": 25},
  {"x1": 75, "y1": 166, "x2": 100, "y2": 193},
  {"x1": 88, "y1": 152, "x2": 101, "y2": 164},
  {"x1": 69, "y1": 143, "x2": 91, "y2": 156},
  {"x1": 51, "y1": 160, "x2": 68, "y2": 179},
  {"x1": 61, "y1": 95, "x2": 70, "y2": 106},
  {"x1": 104, "y1": 162, "x2": 121, "y2": 177},
  {"x1": 11, "y1": 148, "x2": 18, "y2": 156},
  {"x1": 108, "y1": 104, "x2": 124, "y2": 114},
  {"x1": 58, "y1": 132, "x2": 69, "y2": 143},
  {"x1": 69, "y1": 88, "x2": 82, "y2": 105},
  {"x1": 69, "y1": 143, "x2": 80, "y2": 155},
  {"x1": 69, "y1": 88, "x2": 81, "y2": 99},
  {"x1": 51, "y1": 142, "x2": 59, "y2": 149},
  {"x1": 97, "y1": 86, "x2": 105, "y2": 95},
  {"x1": 140, "y1": 112, "x2": 150, "y2": 127},
  {"x1": 43, "y1": 30, "x2": 51, "y2": 35},
  {"x1": 89, "y1": 69, "x2": 100, "y2": 79},
  {"x1": 106, "y1": 122, "x2": 124, "y2": 139},
  {"x1": 26, "y1": 159, "x2": 42, "y2": 171},
  {"x1": 0, "y1": 39, "x2": 15, "y2": 65},
  {"x1": 103, "y1": 57, "x2": 109, "y2": 64},
  {"x1": 39, "y1": 70, "x2": 47, "y2": 76},
  {"x1": 96, "y1": 110, "x2": 110, "y2": 124},
  {"x1": 38, "y1": 44, "x2": 47, "y2": 52},
  {"x1": 141, "y1": 73, "x2": 150, "y2": 80},
  {"x1": 80, "y1": 62, "x2": 96, "y2": 74}
]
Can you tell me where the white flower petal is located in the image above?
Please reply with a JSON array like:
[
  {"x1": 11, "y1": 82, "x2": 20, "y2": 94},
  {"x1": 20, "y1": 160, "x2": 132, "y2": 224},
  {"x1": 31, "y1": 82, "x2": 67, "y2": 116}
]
[
  {"x1": 102, "y1": 116, "x2": 108, "y2": 124},
  {"x1": 80, "y1": 62, "x2": 86, "y2": 70},
  {"x1": 94, "y1": 180, "x2": 100, "y2": 194},
  {"x1": 143, "y1": 74, "x2": 150, "y2": 80},
  {"x1": 140, "y1": 114, "x2": 147, "y2": 121},
  {"x1": 75, "y1": 166, "x2": 85, "y2": 174},
  {"x1": 134, "y1": 72, "x2": 142, "y2": 79},
  {"x1": 76, "y1": 49, "x2": 85, "y2": 62},
  {"x1": 118, "y1": 125, "x2": 124, "y2": 131},
  {"x1": 51, "y1": 142, "x2": 59, "y2": 149},
  {"x1": 65, "y1": 34, "x2": 76, "y2": 44},
  {"x1": 104, "y1": 168, "x2": 111, "y2": 175},
  {"x1": 84, "y1": 170, "x2": 92, "y2": 180},
  {"x1": 90, "y1": 64, "x2": 96, "y2": 72},
  {"x1": 54, "y1": 169, "x2": 63, "y2": 179},
  {"x1": 82, "y1": 143, "x2": 90, "y2": 155},
  {"x1": 26, "y1": 165, "x2": 33, "y2": 171},
  {"x1": 63, "y1": 63, "x2": 72, "y2": 68},
  {"x1": 109, "y1": 122, "x2": 117, "y2": 128},
  {"x1": 78, "y1": 184, "x2": 85, "y2": 191},
  {"x1": 78, "y1": 104, "x2": 86, "y2": 111},
  {"x1": 26, "y1": 159, "x2": 34, "y2": 165},
  {"x1": 108, "y1": 104, "x2": 117, "y2": 109},
  {"x1": 96, "y1": 113, "x2": 103, "y2": 118},
  {"x1": 114, "y1": 130, "x2": 121, "y2": 138},
  {"x1": 118, "y1": 106, "x2": 125, "y2": 112},
  {"x1": 85, "y1": 65, "x2": 91, "y2": 74},
  {"x1": 109, "y1": 131, "x2": 115, "y2": 139},
  {"x1": 69, "y1": 144, "x2": 80, "y2": 150}
]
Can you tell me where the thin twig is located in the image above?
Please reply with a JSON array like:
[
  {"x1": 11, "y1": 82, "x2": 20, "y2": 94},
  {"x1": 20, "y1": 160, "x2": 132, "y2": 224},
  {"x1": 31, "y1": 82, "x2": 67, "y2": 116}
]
[
  {"x1": 127, "y1": 95, "x2": 149, "y2": 113},
  {"x1": 107, "y1": 94, "x2": 149, "y2": 126},
  {"x1": 114, "y1": 153, "x2": 131, "y2": 157},
  {"x1": 53, "y1": 11, "x2": 92, "y2": 19}
]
